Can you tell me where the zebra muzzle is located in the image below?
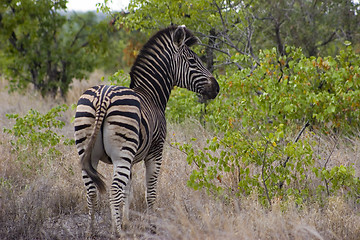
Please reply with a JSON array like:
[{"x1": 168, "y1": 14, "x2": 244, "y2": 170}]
[{"x1": 198, "y1": 77, "x2": 220, "y2": 103}]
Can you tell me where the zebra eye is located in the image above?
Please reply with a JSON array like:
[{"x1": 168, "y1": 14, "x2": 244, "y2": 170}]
[{"x1": 188, "y1": 58, "x2": 197, "y2": 65}]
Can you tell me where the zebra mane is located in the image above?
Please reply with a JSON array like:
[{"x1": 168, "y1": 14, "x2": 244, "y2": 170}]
[
  {"x1": 141, "y1": 25, "x2": 198, "y2": 52},
  {"x1": 129, "y1": 26, "x2": 198, "y2": 87}
]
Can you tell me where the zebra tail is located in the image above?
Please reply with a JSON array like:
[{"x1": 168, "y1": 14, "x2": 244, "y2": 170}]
[{"x1": 81, "y1": 108, "x2": 107, "y2": 194}]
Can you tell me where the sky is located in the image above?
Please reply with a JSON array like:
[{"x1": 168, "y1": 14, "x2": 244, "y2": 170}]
[{"x1": 66, "y1": 0, "x2": 129, "y2": 12}]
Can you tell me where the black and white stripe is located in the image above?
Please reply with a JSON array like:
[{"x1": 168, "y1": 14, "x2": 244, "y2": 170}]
[{"x1": 74, "y1": 25, "x2": 219, "y2": 235}]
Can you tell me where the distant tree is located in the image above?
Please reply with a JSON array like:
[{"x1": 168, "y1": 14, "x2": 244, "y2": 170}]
[
  {"x1": 109, "y1": 0, "x2": 260, "y2": 72},
  {"x1": 103, "y1": 15, "x2": 148, "y2": 72},
  {"x1": 0, "y1": 0, "x2": 113, "y2": 97},
  {"x1": 103, "y1": 0, "x2": 359, "y2": 73},
  {"x1": 252, "y1": 0, "x2": 360, "y2": 56}
]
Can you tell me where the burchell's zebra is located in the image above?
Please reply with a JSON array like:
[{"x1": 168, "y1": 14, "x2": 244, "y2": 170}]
[{"x1": 74, "y1": 25, "x2": 219, "y2": 235}]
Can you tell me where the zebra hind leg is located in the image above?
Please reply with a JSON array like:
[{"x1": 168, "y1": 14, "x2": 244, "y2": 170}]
[
  {"x1": 122, "y1": 170, "x2": 132, "y2": 230},
  {"x1": 109, "y1": 161, "x2": 132, "y2": 236},
  {"x1": 82, "y1": 170, "x2": 99, "y2": 237}
]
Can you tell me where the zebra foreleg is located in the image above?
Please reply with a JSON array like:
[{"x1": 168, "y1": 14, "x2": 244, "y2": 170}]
[{"x1": 144, "y1": 153, "x2": 163, "y2": 233}]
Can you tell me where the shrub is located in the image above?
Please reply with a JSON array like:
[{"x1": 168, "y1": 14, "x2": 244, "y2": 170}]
[
  {"x1": 3, "y1": 104, "x2": 73, "y2": 175},
  {"x1": 173, "y1": 45, "x2": 360, "y2": 206}
]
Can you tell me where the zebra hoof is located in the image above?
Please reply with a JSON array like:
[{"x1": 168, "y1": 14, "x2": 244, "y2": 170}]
[
  {"x1": 149, "y1": 224, "x2": 157, "y2": 234},
  {"x1": 112, "y1": 230, "x2": 127, "y2": 239},
  {"x1": 121, "y1": 221, "x2": 130, "y2": 231}
]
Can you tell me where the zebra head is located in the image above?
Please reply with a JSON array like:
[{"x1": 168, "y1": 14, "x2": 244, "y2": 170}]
[{"x1": 172, "y1": 26, "x2": 220, "y2": 103}]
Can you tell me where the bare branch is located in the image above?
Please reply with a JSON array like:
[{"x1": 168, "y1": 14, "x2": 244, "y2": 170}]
[
  {"x1": 198, "y1": 42, "x2": 230, "y2": 56},
  {"x1": 70, "y1": 15, "x2": 88, "y2": 48},
  {"x1": 324, "y1": 138, "x2": 338, "y2": 169},
  {"x1": 262, "y1": 142, "x2": 272, "y2": 206},
  {"x1": 282, "y1": 120, "x2": 310, "y2": 168},
  {"x1": 213, "y1": 0, "x2": 227, "y2": 32},
  {"x1": 315, "y1": 31, "x2": 337, "y2": 48}
]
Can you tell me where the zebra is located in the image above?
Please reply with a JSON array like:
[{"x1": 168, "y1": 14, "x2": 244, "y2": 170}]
[{"x1": 74, "y1": 25, "x2": 219, "y2": 235}]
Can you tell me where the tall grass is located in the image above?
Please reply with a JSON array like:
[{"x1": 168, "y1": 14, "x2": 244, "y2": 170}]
[{"x1": 0, "y1": 74, "x2": 359, "y2": 239}]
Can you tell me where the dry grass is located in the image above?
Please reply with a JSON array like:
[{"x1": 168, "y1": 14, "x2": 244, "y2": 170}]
[{"x1": 1, "y1": 74, "x2": 360, "y2": 240}]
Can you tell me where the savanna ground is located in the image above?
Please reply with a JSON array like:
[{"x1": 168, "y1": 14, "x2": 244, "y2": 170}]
[{"x1": 0, "y1": 72, "x2": 359, "y2": 240}]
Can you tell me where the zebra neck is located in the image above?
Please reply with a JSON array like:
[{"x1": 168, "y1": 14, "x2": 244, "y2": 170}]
[
  {"x1": 130, "y1": 73, "x2": 172, "y2": 111},
  {"x1": 129, "y1": 31, "x2": 177, "y2": 112}
]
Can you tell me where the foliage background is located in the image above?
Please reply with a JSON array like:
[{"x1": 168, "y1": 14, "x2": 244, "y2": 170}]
[{"x1": 0, "y1": 0, "x2": 360, "y2": 239}]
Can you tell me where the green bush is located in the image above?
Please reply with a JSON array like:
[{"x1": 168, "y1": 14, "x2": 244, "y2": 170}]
[
  {"x1": 3, "y1": 104, "x2": 73, "y2": 175},
  {"x1": 106, "y1": 46, "x2": 360, "y2": 206},
  {"x1": 171, "y1": 45, "x2": 360, "y2": 206}
]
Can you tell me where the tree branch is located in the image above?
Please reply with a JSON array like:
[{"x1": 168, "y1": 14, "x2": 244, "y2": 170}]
[
  {"x1": 315, "y1": 31, "x2": 337, "y2": 48},
  {"x1": 213, "y1": 0, "x2": 227, "y2": 32},
  {"x1": 282, "y1": 120, "x2": 310, "y2": 168},
  {"x1": 70, "y1": 16, "x2": 88, "y2": 48}
]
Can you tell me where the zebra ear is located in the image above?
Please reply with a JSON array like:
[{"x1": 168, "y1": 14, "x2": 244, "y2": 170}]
[
  {"x1": 174, "y1": 26, "x2": 186, "y2": 47},
  {"x1": 185, "y1": 36, "x2": 199, "y2": 47}
]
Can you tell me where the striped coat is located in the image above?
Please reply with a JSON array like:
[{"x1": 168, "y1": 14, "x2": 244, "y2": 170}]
[{"x1": 74, "y1": 25, "x2": 219, "y2": 235}]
